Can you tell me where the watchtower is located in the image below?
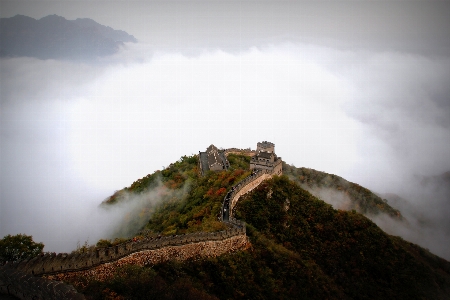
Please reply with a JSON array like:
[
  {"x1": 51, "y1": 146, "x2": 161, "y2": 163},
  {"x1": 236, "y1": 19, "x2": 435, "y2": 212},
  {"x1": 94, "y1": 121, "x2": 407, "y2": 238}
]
[
  {"x1": 250, "y1": 141, "x2": 282, "y2": 175},
  {"x1": 198, "y1": 144, "x2": 230, "y2": 175}
]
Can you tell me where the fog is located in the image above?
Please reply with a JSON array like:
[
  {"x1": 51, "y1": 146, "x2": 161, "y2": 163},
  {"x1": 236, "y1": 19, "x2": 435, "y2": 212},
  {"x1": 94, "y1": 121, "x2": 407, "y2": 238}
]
[
  {"x1": 374, "y1": 173, "x2": 450, "y2": 260},
  {"x1": 296, "y1": 178, "x2": 450, "y2": 260},
  {"x1": 1, "y1": 1, "x2": 450, "y2": 258}
]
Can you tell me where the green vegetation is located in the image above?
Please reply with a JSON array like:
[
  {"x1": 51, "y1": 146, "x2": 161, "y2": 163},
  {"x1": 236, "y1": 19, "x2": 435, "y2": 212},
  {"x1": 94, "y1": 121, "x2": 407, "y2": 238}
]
[
  {"x1": 283, "y1": 163, "x2": 402, "y2": 218},
  {"x1": 101, "y1": 154, "x2": 251, "y2": 238},
  {"x1": 226, "y1": 153, "x2": 251, "y2": 171},
  {"x1": 104, "y1": 155, "x2": 199, "y2": 205},
  {"x1": 145, "y1": 155, "x2": 251, "y2": 235},
  {"x1": 71, "y1": 173, "x2": 450, "y2": 299},
  {"x1": 0, "y1": 234, "x2": 44, "y2": 263},
  {"x1": 100, "y1": 155, "x2": 201, "y2": 239}
]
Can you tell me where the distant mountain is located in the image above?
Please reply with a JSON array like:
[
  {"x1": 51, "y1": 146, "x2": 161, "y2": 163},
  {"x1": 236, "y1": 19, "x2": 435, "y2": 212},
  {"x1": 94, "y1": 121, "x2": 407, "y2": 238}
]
[
  {"x1": 0, "y1": 14, "x2": 137, "y2": 60},
  {"x1": 71, "y1": 17, "x2": 137, "y2": 43},
  {"x1": 282, "y1": 163, "x2": 402, "y2": 219},
  {"x1": 381, "y1": 170, "x2": 450, "y2": 226}
]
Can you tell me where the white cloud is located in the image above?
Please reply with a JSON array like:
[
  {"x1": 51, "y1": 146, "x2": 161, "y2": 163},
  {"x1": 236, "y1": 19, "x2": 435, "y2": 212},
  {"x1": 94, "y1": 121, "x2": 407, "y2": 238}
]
[
  {"x1": 64, "y1": 45, "x2": 359, "y2": 191},
  {"x1": 1, "y1": 43, "x2": 450, "y2": 256}
]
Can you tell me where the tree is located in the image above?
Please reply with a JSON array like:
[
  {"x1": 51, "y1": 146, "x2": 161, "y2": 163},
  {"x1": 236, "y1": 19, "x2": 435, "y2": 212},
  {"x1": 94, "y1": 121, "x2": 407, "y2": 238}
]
[{"x1": 0, "y1": 234, "x2": 44, "y2": 263}]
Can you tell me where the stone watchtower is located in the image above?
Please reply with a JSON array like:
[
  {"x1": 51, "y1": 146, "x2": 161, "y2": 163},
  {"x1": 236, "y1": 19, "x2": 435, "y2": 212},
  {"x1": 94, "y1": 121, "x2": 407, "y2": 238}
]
[
  {"x1": 250, "y1": 141, "x2": 282, "y2": 175},
  {"x1": 198, "y1": 144, "x2": 230, "y2": 175}
]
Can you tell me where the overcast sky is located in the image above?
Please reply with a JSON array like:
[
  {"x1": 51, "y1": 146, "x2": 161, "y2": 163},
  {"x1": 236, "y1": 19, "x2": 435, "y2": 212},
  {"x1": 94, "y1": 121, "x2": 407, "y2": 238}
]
[{"x1": 1, "y1": 1, "x2": 449, "y2": 256}]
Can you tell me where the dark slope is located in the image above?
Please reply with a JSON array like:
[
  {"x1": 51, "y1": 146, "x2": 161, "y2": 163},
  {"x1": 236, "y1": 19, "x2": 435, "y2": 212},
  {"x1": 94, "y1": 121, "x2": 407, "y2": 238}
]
[
  {"x1": 0, "y1": 14, "x2": 136, "y2": 60},
  {"x1": 69, "y1": 156, "x2": 450, "y2": 299},
  {"x1": 235, "y1": 176, "x2": 450, "y2": 299}
]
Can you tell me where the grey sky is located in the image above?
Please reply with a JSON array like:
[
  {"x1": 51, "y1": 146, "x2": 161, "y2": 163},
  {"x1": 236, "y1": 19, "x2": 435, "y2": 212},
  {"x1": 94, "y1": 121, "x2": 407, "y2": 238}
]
[
  {"x1": 1, "y1": 0, "x2": 450, "y2": 258},
  {"x1": 1, "y1": 1, "x2": 449, "y2": 55}
]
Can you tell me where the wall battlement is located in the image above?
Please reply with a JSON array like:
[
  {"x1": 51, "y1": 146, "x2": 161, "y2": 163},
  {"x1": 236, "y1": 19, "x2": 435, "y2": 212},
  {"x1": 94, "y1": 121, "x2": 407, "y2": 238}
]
[
  {"x1": 0, "y1": 221, "x2": 245, "y2": 299},
  {"x1": 0, "y1": 265, "x2": 85, "y2": 299},
  {"x1": 221, "y1": 168, "x2": 275, "y2": 221},
  {"x1": 3, "y1": 223, "x2": 245, "y2": 277}
]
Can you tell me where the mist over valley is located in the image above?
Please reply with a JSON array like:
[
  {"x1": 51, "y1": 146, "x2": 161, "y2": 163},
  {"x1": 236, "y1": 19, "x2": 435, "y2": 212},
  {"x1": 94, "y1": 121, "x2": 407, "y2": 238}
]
[{"x1": 1, "y1": 3, "x2": 450, "y2": 298}]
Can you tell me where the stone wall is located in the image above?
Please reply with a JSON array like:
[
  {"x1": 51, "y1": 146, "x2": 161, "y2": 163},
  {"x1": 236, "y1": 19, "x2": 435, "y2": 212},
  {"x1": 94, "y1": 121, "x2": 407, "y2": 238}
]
[
  {"x1": 3, "y1": 224, "x2": 245, "y2": 277},
  {"x1": 45, "y1": 235, "x2": 250, "y2": 287},
  {"x1": 0, "y1": 233, "x2": 249, "y2": 299},
  {"x1": 221, "y1": 169, "x2": 275, "y2": 221},
  {"x1": 223, "y1": 148, "x2": 256, "y2": 157},
  {"x1": 230, "y1": 173, "x2": 273, "y2": 215},
  {"x1": 0, "y1": 266, "x2": 85, "y2": 300},
  {"x1": 0, "y1": 224, "x2": 246, "y2": 299},
  {"x1": 228, "y1": 170, "x2": 273, "y2": 217}
]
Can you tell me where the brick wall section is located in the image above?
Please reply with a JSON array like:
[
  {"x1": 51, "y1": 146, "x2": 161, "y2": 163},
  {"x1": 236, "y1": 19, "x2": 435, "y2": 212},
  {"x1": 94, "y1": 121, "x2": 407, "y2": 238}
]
[
  {"x1": 221, "y1": 169, "x2": 274, "y2": 220},
  {"x1": 45, "y1": 235, "x2": 250, "y2": 287},
  {"x1": 0, "y1": 265, "x2": 85, "y2": 300},
  {"x1": 230, "y1": 172, "x2": 273, "y2": 216},
  {"x1": 223, "y1": 148, "x2": 256, "y2": 157},
  {"x1": 2, "y1": 225, "x2": 245, "y2": 277},
  {"x1": 0, "y1": 223, "x2": 246, "y2": 299}
]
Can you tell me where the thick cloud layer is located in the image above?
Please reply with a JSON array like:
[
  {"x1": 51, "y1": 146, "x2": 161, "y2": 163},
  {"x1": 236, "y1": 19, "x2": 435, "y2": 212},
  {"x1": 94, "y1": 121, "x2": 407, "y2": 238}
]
[
  {"x1": 1, "y1": 1, "x2": 450, "y2": 258},
  {"x1": 2, "y1": 43, "x2": 450, "y2": 257}
]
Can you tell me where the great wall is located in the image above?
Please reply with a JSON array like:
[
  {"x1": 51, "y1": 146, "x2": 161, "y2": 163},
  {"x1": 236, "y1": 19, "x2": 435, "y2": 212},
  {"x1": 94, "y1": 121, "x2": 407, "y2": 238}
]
[{"x1": 0, "y1": 143, "x2": 281, "y2": 299}]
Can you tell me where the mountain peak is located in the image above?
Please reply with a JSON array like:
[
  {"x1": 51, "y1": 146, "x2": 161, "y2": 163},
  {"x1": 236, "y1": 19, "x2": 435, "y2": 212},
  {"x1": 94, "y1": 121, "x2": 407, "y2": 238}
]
[{"x1": 39, "y1": 14, "x2": 66, "y2": 21}]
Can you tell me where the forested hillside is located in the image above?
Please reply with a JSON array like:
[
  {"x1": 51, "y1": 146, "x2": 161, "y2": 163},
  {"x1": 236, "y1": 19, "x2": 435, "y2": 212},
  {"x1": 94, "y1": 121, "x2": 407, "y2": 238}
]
[
  {"x1": 283, "y1": 163, "x2": 402, "y2": 218},
  {"x1": 64, "y1": 154, "x2": 450, "y2": 299},
  {"x1": 101, "y1": 154, "x2": 250, "y2": 239}
]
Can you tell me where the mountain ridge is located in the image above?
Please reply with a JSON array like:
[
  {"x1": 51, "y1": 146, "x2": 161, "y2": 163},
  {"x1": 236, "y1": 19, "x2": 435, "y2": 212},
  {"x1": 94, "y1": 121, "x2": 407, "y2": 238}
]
[
  {"x1": 0, "y1": 14, "x2": 137, "y2": 60},
  {"x1": 68, "y1": 155, "x2": 450, "y2": 299},
  {"x1": 2, "y1": 151, "x2": 449, "y2": 299},
  {"x1": 72, "y1": 152, "x2": 449, "y2": 299}
]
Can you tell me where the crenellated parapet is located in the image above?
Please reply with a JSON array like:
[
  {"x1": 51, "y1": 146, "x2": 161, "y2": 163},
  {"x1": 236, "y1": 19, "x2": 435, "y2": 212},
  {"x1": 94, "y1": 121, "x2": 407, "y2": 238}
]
[
  {"x1": 2, "y1": 224, "x2": 246, "y2": 278},
  {"x1": 0, "y1": 264, "x2": 85, "y2": 299},
  {"x1": 221, "y1": 168, "x2": 275, "y2": 221},
  {"x1": 46, "y1": 234, "x2": 251, "y2": 286}
]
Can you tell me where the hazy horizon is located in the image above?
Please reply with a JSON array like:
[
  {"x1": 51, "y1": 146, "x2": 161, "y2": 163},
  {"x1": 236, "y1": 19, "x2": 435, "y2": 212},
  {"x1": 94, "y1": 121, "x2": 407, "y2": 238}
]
[{"x1": 1, "y1": 1, "x2": 449, "y2": 259}]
